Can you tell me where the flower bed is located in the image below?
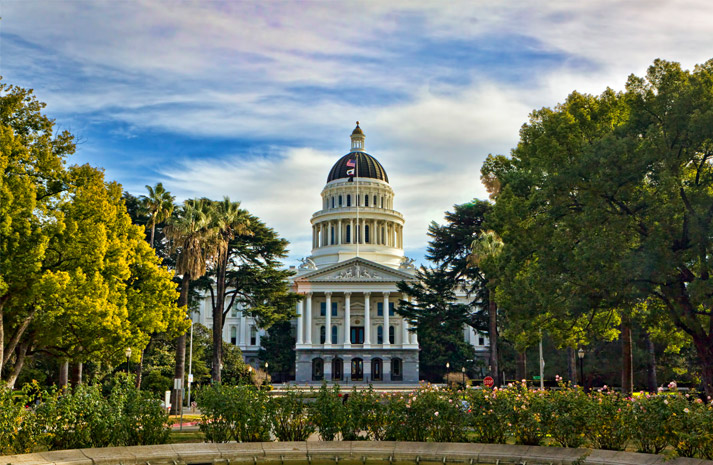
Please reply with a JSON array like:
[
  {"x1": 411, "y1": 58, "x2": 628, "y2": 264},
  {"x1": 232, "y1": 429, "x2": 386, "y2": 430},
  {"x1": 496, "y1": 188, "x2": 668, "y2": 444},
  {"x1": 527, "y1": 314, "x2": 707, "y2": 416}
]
[{"x1": 194, "y1": 381, "x2": 712, "y2": 459}]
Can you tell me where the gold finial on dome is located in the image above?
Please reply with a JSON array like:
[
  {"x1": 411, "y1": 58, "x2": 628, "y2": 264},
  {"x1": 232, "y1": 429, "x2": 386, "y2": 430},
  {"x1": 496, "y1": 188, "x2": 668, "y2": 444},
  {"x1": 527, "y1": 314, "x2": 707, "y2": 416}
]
[{"x1": 350, "y1": 122, "x2": 365, "y2": 151}]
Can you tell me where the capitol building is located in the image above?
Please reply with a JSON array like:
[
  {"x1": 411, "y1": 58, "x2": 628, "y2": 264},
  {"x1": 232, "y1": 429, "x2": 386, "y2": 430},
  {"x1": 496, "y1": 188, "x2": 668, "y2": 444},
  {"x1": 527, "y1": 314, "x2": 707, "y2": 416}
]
[{"x1": 194, "y1": 123, "x2": 488, "y2": 384}]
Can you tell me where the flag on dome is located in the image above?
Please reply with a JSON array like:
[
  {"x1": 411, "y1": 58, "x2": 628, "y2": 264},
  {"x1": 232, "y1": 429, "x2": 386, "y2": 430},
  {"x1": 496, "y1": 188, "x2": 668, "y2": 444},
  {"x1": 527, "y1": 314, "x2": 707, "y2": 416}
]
[{"x1": 346, "y1": 157, "x2": 356, "y2": 177}]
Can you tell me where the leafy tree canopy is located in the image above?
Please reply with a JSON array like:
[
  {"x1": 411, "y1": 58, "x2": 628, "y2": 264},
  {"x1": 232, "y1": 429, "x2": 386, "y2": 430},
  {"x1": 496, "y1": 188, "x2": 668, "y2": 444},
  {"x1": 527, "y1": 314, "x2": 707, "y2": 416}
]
[{"x1": 483, "y1": 59, "x2": 713, "y2": 395}]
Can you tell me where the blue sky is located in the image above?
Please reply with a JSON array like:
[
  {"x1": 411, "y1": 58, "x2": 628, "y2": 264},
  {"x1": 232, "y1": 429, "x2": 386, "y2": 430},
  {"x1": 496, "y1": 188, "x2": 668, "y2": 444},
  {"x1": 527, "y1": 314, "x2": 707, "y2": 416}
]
[{"x1": 2, "y1": 1, "x2": 712, "y2": 266}]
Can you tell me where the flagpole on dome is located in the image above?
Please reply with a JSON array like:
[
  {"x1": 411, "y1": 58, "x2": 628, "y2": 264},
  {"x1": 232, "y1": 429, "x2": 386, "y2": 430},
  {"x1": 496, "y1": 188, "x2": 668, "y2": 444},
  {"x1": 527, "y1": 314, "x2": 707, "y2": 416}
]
[{"x1": 349, "y1": 121, "x2": 365, "y2": 259}]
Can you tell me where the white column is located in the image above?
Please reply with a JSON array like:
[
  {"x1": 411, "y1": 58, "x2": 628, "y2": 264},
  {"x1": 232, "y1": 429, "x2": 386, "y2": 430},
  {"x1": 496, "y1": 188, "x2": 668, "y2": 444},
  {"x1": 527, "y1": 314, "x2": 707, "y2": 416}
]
[
  {"x1": 325, "y1": 292, "x2": 332, "y2": 347},
  {"x1": 382, "y1": 292, "x2": 390, "y2": 346},
  {"x1": 372, "y1": 219, "x2": 377, "y2": 244},
  {"x1": 305, "y1": 293, "x2": 313, "y2": 345},
  {"x1": 296, "y1": 299, "x2": 304, "y2": 345},
  {"x1": 363, "y1": 292, "x2": 371, "y2": 347},
  {"x1": 240, "y1": 312, "x2": 248, "y2": 348},
  {"x1": 350, "y1": 219, "x2": 354, "y2": 243},
  {"x1": 344, "y1": 292, "x2": 351, "y2": 348},
  {"x1": 360, "y1": 219, "x2": 364, "y2": 244},
  {"x1": 338, "y1": 219, "x2": 342, "y2": 245}
]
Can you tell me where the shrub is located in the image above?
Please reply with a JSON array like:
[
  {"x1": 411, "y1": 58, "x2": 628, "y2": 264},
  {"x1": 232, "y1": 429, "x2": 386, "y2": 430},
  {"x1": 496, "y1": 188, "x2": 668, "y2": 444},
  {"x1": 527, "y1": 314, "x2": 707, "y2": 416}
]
[
  {"x1": 465, "y1": 387, "x2": 509, "y2": 444},
  {"x1": 628, "y1": 393, "x2": 673, "y2": 454},
  {"x1": 545, "y1": 381, "x2": 589, "y2": 448},
  {"x1": 269, "y1": 388, "x2": 314, "y2": 441},
  {"x1": 503, "y1": 381, "x2": 550, "y2": 445},
  {"x1": 583, "y1": 388, "x2": 631, "y2": 451},
  {"x1": 196, "y1": 384, "x2": 271, "y2": 443},
  {"x1": 309, "y1": 383, "x2": 345, "y2": 440},
  {"x1": 666, "y1": 393, "x2": 713, "y2": 459},
  {"x1": 342, "y1": 387, "x2": 386, "y2": 440}
]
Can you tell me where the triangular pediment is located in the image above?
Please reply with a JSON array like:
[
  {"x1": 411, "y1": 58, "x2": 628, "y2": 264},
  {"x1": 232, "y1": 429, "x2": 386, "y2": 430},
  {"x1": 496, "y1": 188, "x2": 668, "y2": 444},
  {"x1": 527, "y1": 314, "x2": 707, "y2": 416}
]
[{"x1": 295, "y1": 257, "x2": 416, "y2": 283}]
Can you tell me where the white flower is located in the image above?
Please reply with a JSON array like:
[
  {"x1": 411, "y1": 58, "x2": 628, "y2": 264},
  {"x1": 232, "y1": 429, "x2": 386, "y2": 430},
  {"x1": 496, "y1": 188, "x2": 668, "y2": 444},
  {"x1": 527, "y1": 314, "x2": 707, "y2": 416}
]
[
  {"x1": 683, "y1": 408, "x2": 690, "y2": 413},
  {"x1": 434, "y1": 411, "x2": 439, "y2": 416},
  {"x1": 668, "y1": 381, "x2": 677, "y2": 390}
]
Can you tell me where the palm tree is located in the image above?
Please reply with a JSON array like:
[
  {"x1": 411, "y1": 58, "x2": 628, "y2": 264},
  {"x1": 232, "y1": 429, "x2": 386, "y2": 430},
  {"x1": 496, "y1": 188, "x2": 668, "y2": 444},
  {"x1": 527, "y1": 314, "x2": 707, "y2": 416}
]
[
  {"x1": 206, "y1": 197, "x2": 252, "y2": 383},
  {"x1": 136, "y1": 183, "x2": 175, "y2": 388},
  {"x1": 141, "y1": 183, "x2": 175, "y2": 248},
  {"x1": 470, "y1": 230, "x2": 503, "y2": 386},
  {"x1": 164, "y1": 199, "x2": 214, "y2": 413}
]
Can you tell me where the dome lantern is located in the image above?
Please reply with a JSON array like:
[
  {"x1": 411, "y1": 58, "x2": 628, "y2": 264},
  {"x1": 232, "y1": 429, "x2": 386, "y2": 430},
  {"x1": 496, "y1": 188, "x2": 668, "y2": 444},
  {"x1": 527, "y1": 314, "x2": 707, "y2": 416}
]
[{"x1": 350, "y1": 121, "x2": 365, "y2": 152}]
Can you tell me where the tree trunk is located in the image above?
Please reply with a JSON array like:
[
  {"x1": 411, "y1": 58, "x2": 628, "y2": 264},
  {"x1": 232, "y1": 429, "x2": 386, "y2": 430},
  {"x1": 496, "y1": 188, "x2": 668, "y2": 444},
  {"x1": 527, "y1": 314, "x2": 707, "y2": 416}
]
[
  {"x1": 488, "y1": 291, "x2": 499, "y2": 386},
  {"x1": 212, "y1": 257, "x2": 228, "y2": 383},
  {"x1": 136, "y1": 336, "x2": 153, "y2": 390},
  {"x1": 645, "y1": 331, "x2": 657, "y2": 392},
  {"x1": 0, "y1": 298, "x2": 4, "y2": 378},
  {"x1": 692, "y1": 333, "x2": 713, "y2": 398},
  {"x1": 516, "y1": 350, "x2": 527, "y2": 381},
  {"x1": 5, "y1": 339, "x2": 29, "y2": 389},
  {"x1": 150, "y1": 220, "x2": 156, "y2": 248},
  {"x1": 567, "y1": 347, "x2": 577, "y2": 385},
  {"x1": 171, "y1": 273, "x2": 190, "y2": 415},
  {"x1": 621, "y1": 316, "x2": 633, "y2": 395},
  {"x1": 71, "y1": 362, "x2": 83, "y2": 386},
  {"x1": 59, "y1": 360, "x2": 69, "y2": 389}
]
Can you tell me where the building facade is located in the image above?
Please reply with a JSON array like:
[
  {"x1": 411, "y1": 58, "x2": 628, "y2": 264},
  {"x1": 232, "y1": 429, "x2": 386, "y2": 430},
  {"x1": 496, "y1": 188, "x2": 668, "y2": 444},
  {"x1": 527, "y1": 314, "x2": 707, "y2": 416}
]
[
  {"x1": 291, "y1": 123, "x2": 420, "y2": 383},
  {"x1": 194, "y1": 123, "x2": 491, "y2": 382}
]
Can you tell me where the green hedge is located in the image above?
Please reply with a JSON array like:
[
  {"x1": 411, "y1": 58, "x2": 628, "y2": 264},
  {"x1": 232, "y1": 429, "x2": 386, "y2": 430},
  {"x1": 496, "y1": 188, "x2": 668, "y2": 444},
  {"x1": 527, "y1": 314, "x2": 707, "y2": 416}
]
[
  {"x1": 0, "y1": 376, "x2": 169, "y2": 455},
  {"x1": 195, "y1": 381, "x2": 712, "y2": 458}
]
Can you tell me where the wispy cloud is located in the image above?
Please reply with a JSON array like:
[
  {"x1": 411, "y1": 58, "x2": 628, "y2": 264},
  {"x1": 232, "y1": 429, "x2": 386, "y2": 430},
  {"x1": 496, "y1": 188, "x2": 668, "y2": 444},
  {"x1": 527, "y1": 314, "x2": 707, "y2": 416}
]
[{"x1": 2, "y1": 0, "x2": 713, "y2": 265}]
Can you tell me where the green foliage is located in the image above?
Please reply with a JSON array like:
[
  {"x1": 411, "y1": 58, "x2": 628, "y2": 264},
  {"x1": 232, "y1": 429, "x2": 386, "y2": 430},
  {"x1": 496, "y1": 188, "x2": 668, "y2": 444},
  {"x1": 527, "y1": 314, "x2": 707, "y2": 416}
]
[
  {"x1": 0, "y1": 82, "x2": 185, "y2": 386},
  {"x1": 583, "y1": 388, "x2": 631, "y2": 451},
  {"x1": 544, "y1": 380, "x2": 589, "y2": 448},
  {"x1": 195, "y1": 384, "x2": 271, "y2": 443},
  {"x1": 269, "y1": 387, "x2": 315, "y2": 441},
  {"x1": 465, "y1": 387, "x2": 510, "y2": 444},
  {"x1": 258, "y1": 320, "x2": 295, "y2": 382},
  {"x1": 309, "y1": 383, "x2": 345, "y2": 440},
  {"x1": 0, "y1": 377, "x2": 168, "y2": 454},
  {"x1": 503, "y1": 381, "x2": 550, "y2": 445},
  {"x1": 483, "y1": 58, "x2": 713, "y2": 395},
  {"x1": 342, "y1": 387, "x2": 387, "y2": 440}
]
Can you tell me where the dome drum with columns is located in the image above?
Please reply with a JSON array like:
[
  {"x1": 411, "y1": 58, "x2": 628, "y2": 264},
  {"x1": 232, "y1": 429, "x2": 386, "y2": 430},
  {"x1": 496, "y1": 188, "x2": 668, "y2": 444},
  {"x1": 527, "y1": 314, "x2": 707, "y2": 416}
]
[{"x1": 292, "y1": 123, "x2": 419, "y2": 384}]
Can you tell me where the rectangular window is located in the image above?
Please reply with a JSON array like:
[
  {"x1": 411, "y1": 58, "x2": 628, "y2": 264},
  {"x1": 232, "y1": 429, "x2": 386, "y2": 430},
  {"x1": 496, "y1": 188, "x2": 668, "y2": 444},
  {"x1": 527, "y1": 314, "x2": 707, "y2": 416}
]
[
  {"x1": 350, "y1": 327, "x2": 365, "y2": 344},
  {"x1": 339, "y1": 195, "x2": 343, "y2": 206},
  {"x1": 479, "y1": 336, "x2": 485, "y2": 346},
  {"x1": 377, "y1": 302, "x2": 395, "y2": 316},
  {"x1": 320, "y1": 302, "x2": 338, "y2": 316},
  {"x1": 365, "y1": 195, "x2": 369, "y2": 206},
  {"x1": 250, "y1": 326, "x2": 257, "y2": 346}
]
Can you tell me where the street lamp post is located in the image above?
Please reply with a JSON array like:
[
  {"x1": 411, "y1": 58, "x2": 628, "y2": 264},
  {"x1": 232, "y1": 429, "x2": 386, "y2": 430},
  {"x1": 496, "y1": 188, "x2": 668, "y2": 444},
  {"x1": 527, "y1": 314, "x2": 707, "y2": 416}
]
[
  {"x1": 578, "y1": 348, "x2": 585, "y2": 388},
  {"x1": 461, "y1": 366, "x2": 466, "y2": 388},
  {"x1": 125, "y1": 347, "x2": 132, "y2": 375}
]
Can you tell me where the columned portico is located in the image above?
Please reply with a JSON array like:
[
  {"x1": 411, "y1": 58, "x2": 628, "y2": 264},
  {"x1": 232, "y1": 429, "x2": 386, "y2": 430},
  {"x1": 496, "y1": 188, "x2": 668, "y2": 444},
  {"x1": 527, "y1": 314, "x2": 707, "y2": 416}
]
[{"x1": 292, "y1": 124, "x2": 419, "y2": 384}]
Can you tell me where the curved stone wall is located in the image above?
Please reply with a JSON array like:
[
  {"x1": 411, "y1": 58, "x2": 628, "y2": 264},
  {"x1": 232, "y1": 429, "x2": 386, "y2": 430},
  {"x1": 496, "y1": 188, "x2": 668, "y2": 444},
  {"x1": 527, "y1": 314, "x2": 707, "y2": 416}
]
[{"x1": 3, "y1": 442, "x2": 711, "y2": 465}]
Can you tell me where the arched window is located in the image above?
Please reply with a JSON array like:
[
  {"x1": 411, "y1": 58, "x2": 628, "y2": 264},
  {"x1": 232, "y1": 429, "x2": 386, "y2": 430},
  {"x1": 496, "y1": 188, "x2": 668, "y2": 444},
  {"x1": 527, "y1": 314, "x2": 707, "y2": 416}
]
[
  {"x1": 351, "y1": 358, "x2": 363, "y2": 381},
  {"x1": 331, "y1": 325, "x2": 338, "y2": 344},
  {"x1": 346, "y1": 225, "x2": 351, "y2": 243},
  {"x1": 339, "y1": 195, "x2": 343, "y2": 206},
  {"x1": 320, "y1": 326, "x2": 326, "y2": 344},
  {"x1": 391, "y1": 358, "x2": 403, "y2": 381},
  {"x1": 347, "y1": 194, "x2": 351, "y2": 206},
  {"x1": 312, "y1": 358, "x2": 324, "y2": 381},
  {"x1": 377, "y1": 325, "x2": 383, "y2": 344},
  {"x1": 372, "y1": 358, "x2": 383, "y2": 381},
  {"x1": 332, "y1": 358, "x2": 343, "y2": 380},
  {"x1": 365, "y1": 195, "x2": 369, "y2": 206},
  {"x1": 373, "y1": 195, "x2": 377, "y2": 206},
  {"x1": 330, "y1": 226, "x2": 335, "y2": 245},
  {"x1": 365, "y1": 225, "x2": 370, "y2": 243},
  {"x1": 381, "y1": 197, "x2": 384, "y2": 208},
  {"x1": 331, "y1": 197, "x2": 335, "y2": 208},
  {"x1": 389, "y1": 325, "x2": 395, "y2": 344}
]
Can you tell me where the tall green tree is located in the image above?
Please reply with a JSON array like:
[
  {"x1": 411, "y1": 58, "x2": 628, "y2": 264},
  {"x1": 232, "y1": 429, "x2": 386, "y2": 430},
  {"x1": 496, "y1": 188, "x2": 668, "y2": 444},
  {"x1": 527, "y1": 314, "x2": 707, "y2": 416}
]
[
  {"x1": 164, "y1": 199, "x2": 214, "y2": 412},
  {"x1": 470, "y1": 230, "x2": 504, "y2": 385},
  {"x1": 141, "y1": 183, "x2": 175, "y2": 249},
  {"x1": 205, "y1": 197, "x2": 252, "y2": 383},
  {"x1": 0, "y1": 83, "x2": 185, "y2": 387},
  {"x1": 483, "y1": 59, "x2": 713, "y2": 396},
  {"x1": 257, "y1": 320, "x2": 295, "y2": 383},
  {"x1": 397, "y1": 200, "x2": 491, "y2": 380}
]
